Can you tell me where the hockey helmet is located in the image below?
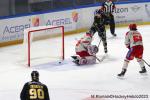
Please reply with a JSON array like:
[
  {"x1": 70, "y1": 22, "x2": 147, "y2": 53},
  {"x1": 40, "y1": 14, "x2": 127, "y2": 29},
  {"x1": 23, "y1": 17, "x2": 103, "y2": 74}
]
[
  {"x1": 95, "y1": 9, "x2": 103, "y2": 15},
  {"x1": 106, "y1": 0, "x2": 111, "y2": 2},
  {"x1": 31, "y1": 71, "x2": 39, "y2": 82},
  {"x1": 86, "y1": 31, "x2": 93, "y2": 38},
  {"x1": 129, "y1": 23, "x2": 137, "y2": 30}
]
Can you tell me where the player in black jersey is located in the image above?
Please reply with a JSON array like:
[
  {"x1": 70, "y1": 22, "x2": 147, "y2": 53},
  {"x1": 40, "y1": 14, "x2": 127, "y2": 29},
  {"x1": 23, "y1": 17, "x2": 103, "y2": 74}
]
[
  {"x1": 89, "y1": 9, "x2": 107, "y2": 53},
  {"x1": 20, "y1": 71, "x2": 50, "y2": 100},
  {"x1": 101, "y1": 0, "x2": 116, "y2": 36}
]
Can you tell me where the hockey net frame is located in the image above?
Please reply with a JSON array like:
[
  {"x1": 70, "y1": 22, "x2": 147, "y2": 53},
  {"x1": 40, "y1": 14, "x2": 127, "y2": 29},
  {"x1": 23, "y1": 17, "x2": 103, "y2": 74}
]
[{"x1": 24, "y1": 25, "x2": 64, "y2": 67}]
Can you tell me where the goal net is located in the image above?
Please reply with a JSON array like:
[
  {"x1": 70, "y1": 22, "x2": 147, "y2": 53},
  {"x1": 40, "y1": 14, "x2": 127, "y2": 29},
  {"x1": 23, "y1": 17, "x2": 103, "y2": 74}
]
[{"x1": 23, "y1": 25, "x2": 64, "y2": 67}]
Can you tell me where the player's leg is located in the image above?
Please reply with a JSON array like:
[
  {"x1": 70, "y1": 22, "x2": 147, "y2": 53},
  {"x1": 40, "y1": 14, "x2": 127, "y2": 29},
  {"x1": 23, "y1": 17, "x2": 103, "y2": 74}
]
[
  {"x1": 118, "y1": 48, "x2": 135, "y2": 77},
  {"x1": 98, "y1": 28, "x2": 107, "y2": 53},
  {"x1": 109, "y1": 15, "x2": 116, "y2": 36},
  {"x1": 136, "y1": 58, "x2": 147, "y2": 73},
  {"x1": 89, "y1": 25, "x2": 97, "y2": 36},
  {"x1": 103, "y1": 40, "x2": 107, "y2": 53},
  {"x1": 77, "y1": 56, "x2": 96, "y2": 65},
  {"x1": 73, "y1": 48, "x2": 97, "y2": 65},
  {"x1": 85, "y1": 56, "x2": 96, "y2": 64},
  {"x1": 72, "y1": 51, "x2": 90, "y2": 65},
  {"x1": 118, "y1": 59, "x2": 129, "y2": 76},
  {"x1": 135, "y1": 45, "x2": 147, "y2": 73}
]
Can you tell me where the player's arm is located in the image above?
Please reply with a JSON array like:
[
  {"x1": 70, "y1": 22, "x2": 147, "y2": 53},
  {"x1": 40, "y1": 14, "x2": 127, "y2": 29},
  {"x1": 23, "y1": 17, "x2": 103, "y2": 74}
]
[
  {"x1": 112, "y1": 2, "x2": 116, "y2": 12},
  {"x1": 20, "y1": 83, "x2": 28, "y2": 100},
  {"x1": 100, "y1": 2, "x2": 105, "y2": 11},
  {"x1": 125, "y1": 32, "x2": 130, "y2": 49},
  {"x1": 44, "y1": 85, "x2": 50, "y2": 100}
]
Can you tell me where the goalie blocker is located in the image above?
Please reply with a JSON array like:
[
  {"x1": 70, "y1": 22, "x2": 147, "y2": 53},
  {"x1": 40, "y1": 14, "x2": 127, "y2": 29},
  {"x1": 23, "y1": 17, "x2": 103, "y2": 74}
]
[{"x1": 72, "y1": 32, "x2": 99, "y2": 65}]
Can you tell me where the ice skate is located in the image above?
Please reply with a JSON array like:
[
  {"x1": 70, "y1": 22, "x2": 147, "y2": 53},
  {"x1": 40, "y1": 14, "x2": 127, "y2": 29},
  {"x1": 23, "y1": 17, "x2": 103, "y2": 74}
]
[
  {"x1": 118, "y1": 69, "x2": 126, "y2": 77},
  {"x1": 72, "y1": 59, "x2": 80, "y2": 66},
  {"x1": 112, "y1": 33, "x2": 117, "y2": 37},
  {"x1": 139, "y1": 66, "x2": 147, "y2": 74},
  {"x1": 71, "y1": 56, "x2": 78, "y2": 60},
  {"x1": 104, "y1": 47, "x2": 108, "y2": 53}
]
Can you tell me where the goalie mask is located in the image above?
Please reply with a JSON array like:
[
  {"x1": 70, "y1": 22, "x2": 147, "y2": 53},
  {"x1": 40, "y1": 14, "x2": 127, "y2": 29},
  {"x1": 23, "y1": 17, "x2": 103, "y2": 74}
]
[
  {"x1": 87, "y1": 45, "x2": 99, "y2": 55},
  {"x1": 31, "y1": 71, "x2": 39, "y2": 82}
]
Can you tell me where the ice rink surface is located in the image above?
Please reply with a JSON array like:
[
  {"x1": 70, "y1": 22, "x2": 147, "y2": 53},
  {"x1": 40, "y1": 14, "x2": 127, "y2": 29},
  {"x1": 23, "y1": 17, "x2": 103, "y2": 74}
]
[{"x1": 0, "y1": 25, "x2": 150, "y2": 100}]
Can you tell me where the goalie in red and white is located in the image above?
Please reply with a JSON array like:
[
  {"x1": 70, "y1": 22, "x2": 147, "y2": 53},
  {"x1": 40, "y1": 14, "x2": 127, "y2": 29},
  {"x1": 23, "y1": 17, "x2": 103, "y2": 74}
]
[{"x1": 71, "y1": 32, "x2": 99, "y2": 65}]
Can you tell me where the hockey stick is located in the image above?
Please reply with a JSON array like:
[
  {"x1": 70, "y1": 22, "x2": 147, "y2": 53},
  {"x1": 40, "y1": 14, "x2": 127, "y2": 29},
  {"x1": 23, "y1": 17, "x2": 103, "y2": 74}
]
[
  {"x1": 93, "y1": 55, "x2": 101, "y2": 62},
  {"x1": 142, "y1": 59, "x2": 150, "y2": 67},
  {"x1": 98, "y1": 39, "x2": 102, "y2": 48}
]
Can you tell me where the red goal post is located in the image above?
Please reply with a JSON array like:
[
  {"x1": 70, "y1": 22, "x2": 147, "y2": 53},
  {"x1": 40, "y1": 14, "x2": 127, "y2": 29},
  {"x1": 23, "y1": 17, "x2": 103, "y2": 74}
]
[{"x1": 24, "y1": 25, "x2": 65, "y2": 67}]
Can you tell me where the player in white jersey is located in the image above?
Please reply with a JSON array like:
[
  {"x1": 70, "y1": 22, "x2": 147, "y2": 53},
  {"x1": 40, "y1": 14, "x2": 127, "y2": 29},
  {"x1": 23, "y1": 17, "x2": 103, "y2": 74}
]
[
  {"x1": 71, "y1": 32, "x2": 98, "y2": 65},
  {"x1": 118, "y1": 24, "x2": 147, "y2": 77}
]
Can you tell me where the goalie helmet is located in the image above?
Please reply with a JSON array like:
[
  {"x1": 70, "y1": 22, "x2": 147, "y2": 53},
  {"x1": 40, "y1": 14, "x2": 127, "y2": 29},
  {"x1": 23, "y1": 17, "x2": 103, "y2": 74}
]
[
  {"x1": 31, "y1": 71, "x2": 39, "y2": 82},
  {"x1": 129, "y1": 23, "x2": 137, "y2": 30}
]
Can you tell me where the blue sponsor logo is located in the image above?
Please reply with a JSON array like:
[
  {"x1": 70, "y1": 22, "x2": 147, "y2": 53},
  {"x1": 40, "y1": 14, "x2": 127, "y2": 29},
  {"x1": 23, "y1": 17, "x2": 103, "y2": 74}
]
[
  {"x1": 3, "y1": 24, "x2": 30, "y2": 34},
  {"x1": 115, "y1": 8, "x2": 128, "y2": 13},
  {"x1": 46, "y1": 18, "x2": 72, "y2": 26}
]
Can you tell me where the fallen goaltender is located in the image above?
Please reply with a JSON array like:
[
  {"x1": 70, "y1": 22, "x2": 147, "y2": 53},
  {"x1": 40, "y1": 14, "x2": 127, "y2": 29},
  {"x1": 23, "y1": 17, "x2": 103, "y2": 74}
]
[{"x1": 71, "y1": 32, "x2": 102, "y2": 66}]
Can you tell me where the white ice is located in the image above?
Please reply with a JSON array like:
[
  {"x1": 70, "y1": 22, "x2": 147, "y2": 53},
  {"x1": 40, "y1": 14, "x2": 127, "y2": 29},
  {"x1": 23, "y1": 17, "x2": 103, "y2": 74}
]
[{"x1": 0, "y1": 25, "x2": 150, "y2": 100}]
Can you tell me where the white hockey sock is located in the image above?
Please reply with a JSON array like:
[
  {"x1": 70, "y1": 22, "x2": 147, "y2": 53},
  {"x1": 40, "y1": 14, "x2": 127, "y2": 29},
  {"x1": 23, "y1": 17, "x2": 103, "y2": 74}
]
[
  {"x1": 136, "y1": 58, "x2": 145, "y2": 68},
  {"x1": 122, "y1": 60, "x2": 129, "y2": 69}
]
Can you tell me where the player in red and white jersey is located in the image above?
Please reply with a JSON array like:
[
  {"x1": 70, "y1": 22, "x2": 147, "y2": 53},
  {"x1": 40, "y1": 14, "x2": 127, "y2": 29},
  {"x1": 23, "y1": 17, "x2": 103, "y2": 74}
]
[
  {"x1": 118, "y1": 23, "x2": 147, "y2": 77},
  {"x1": 71, "y1": 32, "x2": 98, "y2": 65},
  {"x1": 75, "y1": 32, "x2": 92, "y2": 56}
]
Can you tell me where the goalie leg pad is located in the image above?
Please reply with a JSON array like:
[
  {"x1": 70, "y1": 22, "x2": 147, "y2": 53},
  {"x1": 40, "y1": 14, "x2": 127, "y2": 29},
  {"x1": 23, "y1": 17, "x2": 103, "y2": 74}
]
[
  {"x1": 78, "y1": 56, "x2": 96, "y2": 65},
  {"x1": 72, "y1": 55, "x2": 96, "y2": 65},
  {"x1": 85, "y1": 56, "x2": 96, "y2": 64},
  {"x1": 79, "y1": 58, "x2": 87, "y2": 65}
]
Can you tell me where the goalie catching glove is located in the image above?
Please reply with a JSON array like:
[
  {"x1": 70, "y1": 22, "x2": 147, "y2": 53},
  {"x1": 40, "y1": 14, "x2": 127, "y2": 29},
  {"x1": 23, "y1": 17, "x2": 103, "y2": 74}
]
[{"x1": 87, "y1": 45, "x2": 99, "y2": 55}]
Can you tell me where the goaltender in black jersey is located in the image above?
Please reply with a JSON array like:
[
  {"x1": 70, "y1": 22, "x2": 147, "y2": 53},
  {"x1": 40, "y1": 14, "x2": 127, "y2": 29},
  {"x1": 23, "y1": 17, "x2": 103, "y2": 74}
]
[{"x1": 20, "y1": 71, "x2": 50, "y2": 100}]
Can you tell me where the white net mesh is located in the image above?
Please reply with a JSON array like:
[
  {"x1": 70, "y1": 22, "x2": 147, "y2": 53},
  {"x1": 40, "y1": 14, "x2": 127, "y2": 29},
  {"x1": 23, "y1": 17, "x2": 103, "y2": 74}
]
[{"x1": 23, "y1": 25, "x2": 64, "y2": 66}]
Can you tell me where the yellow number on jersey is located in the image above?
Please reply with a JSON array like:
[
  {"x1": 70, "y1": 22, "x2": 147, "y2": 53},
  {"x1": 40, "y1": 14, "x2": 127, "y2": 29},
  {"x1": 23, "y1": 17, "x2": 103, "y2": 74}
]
[{"x1": 29, "y1": 89, "x2": 44, "y2": 99}]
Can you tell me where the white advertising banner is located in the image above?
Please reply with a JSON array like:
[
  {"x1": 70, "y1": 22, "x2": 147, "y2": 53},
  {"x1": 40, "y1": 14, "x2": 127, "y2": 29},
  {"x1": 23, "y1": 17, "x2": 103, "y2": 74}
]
[
  {"x1": 0, "y1": 2, "x2": 150, "y2": 44},
  {"x1": 0, "y1": 16, "x2": 31, "y2": 42},
  {"x1": 114, "y1": 2, "x2": 150, "y2": 24},
  {"x1": 0, "y1": 10, "x2": 79, "y2": 43}
]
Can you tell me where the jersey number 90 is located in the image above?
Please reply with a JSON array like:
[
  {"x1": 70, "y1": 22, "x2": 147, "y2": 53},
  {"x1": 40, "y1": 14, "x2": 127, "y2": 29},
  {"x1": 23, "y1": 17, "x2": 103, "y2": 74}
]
[{"x1": 29, "y1": 89, "x2": 44, "y2": 99}]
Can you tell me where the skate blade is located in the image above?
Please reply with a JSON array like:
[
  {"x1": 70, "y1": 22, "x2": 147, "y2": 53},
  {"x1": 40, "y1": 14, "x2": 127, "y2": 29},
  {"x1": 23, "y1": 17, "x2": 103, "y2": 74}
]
[
  {"x1": 140, "y1": 72, "x2": 148, "y2": 76},
  {"x1": 72, "y1": 61, "x2": 80, "y2": 66},
  {"x1": 117, "y1": 75, "x2": 125, "y2": 79}
]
